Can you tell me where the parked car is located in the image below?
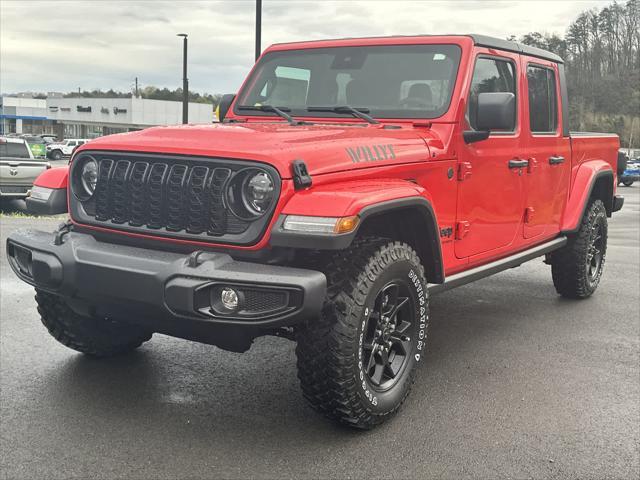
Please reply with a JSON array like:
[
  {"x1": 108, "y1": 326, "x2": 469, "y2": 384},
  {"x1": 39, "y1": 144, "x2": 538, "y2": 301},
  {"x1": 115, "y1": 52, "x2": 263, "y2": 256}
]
[
  {"x1": 19, "y1": 135, "x2": 47, "y2": 158},
  {"x1": 46, "y1": 139, "x2": 89, "y2": 160},
  {"x1": 620, "y1": 159, "x2": 640, "y2": 186},
  {"x1": 7, "y1": 34, "x2": 624, "y2": 429},
  {"x1": 0, "y1": 137, "x2": 50, "y2": 198},
  {"x1": 39, "y1": 134, "x2": 59, "y2": 144}
]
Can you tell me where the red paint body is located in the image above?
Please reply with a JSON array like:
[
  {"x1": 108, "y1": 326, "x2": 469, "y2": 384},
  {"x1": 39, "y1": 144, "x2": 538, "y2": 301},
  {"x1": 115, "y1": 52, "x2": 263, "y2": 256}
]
[{"x1": 40, "y1": 35, "x2": 619, "y2": 277}]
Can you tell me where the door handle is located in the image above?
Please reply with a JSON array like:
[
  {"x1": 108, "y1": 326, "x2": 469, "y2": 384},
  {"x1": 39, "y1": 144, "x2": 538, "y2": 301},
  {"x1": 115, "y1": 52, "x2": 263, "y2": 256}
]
[
  {"x1": 549, "y1": 156, "x2": 565, "y2": 165},
  {"x1": 508, "y1": 159, "x2": 529, "y2": 169}
]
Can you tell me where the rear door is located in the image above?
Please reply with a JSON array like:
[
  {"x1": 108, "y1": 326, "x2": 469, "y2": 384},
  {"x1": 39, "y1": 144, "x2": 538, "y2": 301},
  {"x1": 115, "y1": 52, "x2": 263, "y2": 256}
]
[
  {"x1": 521, "y1": 59, "x2": 571, "y2": 239},
  {"x1": 455, "y1": 51, "x2": 526, "y2": 258}
]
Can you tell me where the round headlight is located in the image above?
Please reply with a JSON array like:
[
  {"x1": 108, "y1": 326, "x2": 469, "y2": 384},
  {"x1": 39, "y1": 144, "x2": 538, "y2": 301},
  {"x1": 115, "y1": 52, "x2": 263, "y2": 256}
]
[
  {"x1": 242, "y1": 171, "x2": 274, "y2": 215},
  {"x1": 227, "y1": 168, "x2": 276, "y2": 219},
  {"x1": 73, "y1": 156, "x2": 98, "y2": 201}
]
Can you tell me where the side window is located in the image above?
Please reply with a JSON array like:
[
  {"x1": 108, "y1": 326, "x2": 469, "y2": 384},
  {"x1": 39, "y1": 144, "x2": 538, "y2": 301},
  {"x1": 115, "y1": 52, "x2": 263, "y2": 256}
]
[
  {"x1": 527, "y1": 65, "x2": 558, "y2": 133},
  {"x1": 467, "y1": 57, "x2": 516, "y2": 131},
  {"x1": 67, "y1": 141, "x2": 77, "y2": 147}
]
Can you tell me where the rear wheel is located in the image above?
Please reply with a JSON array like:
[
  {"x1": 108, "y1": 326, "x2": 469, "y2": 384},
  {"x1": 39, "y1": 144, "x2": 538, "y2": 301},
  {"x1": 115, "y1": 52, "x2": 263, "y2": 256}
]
[
  {"x1": 36, "y1": 290, "x2": 152, "y2": 357},
  {"x1": 51, "y1": 150, "x2": 62, "y2": 160},
  {"x1": 295, "y1": 238, "x2": 428, "y2": 429},
  {"x1": 622, "y1": 179, "x2": 634, "y2": 187},
  {"x1": 549, "y1": 199, "x2": 608, "y2": 298}
]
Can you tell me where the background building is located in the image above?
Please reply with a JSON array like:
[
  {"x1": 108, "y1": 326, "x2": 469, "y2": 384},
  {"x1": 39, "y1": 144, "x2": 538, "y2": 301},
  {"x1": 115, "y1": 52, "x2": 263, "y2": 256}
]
[
  {"x1": 0, "y1": 95, "x2": 214, "y2": 138},
  {"x1": 0, "y1": 96, "x2": 52, "y2": 135}
]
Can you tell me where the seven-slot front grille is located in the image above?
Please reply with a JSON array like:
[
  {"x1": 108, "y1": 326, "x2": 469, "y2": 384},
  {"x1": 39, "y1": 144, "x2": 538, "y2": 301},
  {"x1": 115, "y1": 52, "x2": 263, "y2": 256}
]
[{"x1": 73, "y1": 152, "x2": 279, "y2": 243}]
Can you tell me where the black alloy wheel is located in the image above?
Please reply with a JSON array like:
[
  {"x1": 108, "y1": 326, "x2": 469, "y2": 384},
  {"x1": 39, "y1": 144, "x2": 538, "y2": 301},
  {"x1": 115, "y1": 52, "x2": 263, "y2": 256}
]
[
  {"x1": 587, "y1": 222, "x2": 604, "y2": 283},
  {"x1": 361, "y1": 282, "x2": 415, "y2": 391}
]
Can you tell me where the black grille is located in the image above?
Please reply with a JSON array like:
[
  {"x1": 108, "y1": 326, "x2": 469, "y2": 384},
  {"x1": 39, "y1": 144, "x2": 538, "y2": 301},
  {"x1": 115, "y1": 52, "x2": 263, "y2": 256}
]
[
  {"x1": 72, "y1": 152, "x2": 281, "y2": 243},
  {"x1": 242, "y1": 289, "x2": 288, "y2": 314}
]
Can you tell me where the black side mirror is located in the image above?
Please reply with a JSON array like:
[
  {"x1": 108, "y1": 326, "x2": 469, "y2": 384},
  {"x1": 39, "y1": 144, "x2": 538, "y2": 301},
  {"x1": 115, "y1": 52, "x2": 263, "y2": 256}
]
[
  {"x1": 464, "y1": 92, "x2": 515, "y2": 144},
  {"x1": 216, "y1": 94, "x2": 236, "y2": 122}
]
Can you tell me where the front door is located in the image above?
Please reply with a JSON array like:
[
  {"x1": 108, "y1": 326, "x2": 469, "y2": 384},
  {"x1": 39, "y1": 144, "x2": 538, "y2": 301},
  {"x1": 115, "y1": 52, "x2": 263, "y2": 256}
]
[
  {"x1": 455, "y1": 51, "x2": 526, "y2": 259},
  {"x1": 521, "y1": 59, "x2": 571, "y2": 239}
]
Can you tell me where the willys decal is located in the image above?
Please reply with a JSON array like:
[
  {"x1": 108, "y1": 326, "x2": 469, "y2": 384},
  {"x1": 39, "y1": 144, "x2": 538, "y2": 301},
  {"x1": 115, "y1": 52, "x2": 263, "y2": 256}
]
[{"x1": 346, "y1": 144, "x2": 396, "y2": 163}]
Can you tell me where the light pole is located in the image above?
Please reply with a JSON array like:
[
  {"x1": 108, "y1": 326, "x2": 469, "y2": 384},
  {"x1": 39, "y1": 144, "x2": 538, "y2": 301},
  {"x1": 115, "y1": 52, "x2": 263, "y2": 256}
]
[
  {"x1": 177, "y1": 33, "x2": 189, "y2": 124},
  {"x1": 255, "y1": 0, "x2": 262, "y2": 61}
]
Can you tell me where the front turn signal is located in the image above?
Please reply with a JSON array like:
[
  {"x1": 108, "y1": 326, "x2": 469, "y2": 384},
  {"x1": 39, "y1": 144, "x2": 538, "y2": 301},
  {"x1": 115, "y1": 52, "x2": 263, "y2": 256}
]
[{"x1": 334, "y1": 216, "x2": 359, "y2": 234}]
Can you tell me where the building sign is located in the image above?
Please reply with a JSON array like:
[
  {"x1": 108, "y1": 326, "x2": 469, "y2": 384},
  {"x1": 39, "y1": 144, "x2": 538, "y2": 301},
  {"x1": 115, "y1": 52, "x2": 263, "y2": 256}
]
[
  {"x1": 113, "y1": 107, "x2": 127, "y2": 114},
  {"x1": 77, "y1": 105, "x2": 92, "y2": 112}
]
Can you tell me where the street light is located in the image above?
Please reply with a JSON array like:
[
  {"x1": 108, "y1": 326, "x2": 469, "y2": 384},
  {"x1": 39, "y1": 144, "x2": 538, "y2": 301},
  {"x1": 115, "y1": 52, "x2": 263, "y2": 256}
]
[
  {"x1": 177, "y1": 33, "x2": 189, "y2": 124},
  {"x1": 255, "y1": 0, "x2": 262, "y2": 61}
]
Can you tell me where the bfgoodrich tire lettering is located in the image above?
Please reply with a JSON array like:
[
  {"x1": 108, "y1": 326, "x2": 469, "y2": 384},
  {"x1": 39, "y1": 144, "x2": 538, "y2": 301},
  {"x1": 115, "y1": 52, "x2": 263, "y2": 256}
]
[
  {"x1": 550, "y1": 199, "x2": 608, "y2": 298},
  {"x1": 36, "y1": 290, "x2": 152, "y2": 357},
  {"x1": 295, "y1": 238, "x2": 428, "y2": 429}
]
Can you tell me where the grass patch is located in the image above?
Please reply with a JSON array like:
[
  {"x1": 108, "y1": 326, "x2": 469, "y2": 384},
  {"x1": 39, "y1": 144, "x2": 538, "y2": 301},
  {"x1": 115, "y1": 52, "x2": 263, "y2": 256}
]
[{"x1": 0, "y1": 211, "x2": 66, "y2": 219}]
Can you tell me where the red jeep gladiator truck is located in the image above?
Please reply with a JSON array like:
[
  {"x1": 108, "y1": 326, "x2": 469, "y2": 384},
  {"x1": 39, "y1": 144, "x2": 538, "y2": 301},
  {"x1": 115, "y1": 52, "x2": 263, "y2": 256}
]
[{"x1": 7, "y1": 34, "x2": 623, "y2": 429}]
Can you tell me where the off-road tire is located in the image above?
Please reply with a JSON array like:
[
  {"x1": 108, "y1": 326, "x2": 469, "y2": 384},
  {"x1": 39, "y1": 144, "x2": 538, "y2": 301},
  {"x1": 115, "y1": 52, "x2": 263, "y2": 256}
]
[
  {"x1": 550, "y1": 199, "x2": 608, "y2": 299},
  {"x1": 622, "y1": 179, "x2": 634, "y2": 187},
  {"x1": 35, "y1": 290, "x2": 152, "y2": 357},
  {"x1": 51, "y1": 150, "x2": 62, "y2": 160},
  {"x1": 295, "y1": 238, "x2": 429, "y2": 429}
]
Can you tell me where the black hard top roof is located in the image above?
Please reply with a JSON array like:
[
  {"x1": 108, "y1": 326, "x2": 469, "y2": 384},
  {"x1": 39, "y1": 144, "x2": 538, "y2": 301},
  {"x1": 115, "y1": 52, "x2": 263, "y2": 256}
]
[
  {"x1": 470, "y1": 34, "x2": 564, "y2": 64},
  {"x1": 271, "y1": 34, "x2": 564, "y2": 64}
]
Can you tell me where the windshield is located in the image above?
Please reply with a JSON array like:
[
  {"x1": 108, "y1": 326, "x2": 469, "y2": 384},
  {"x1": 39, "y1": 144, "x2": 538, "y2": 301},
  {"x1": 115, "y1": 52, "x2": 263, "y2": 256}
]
[{"x1": 236, "y1": 44, "x2": 461, "y2": 120}]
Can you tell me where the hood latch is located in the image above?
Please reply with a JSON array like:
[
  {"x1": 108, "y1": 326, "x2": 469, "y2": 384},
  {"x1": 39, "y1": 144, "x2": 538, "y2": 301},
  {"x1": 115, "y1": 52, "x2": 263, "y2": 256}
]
[{"x1": 292, "y1": 160, "x2": 312, "y2": 190}]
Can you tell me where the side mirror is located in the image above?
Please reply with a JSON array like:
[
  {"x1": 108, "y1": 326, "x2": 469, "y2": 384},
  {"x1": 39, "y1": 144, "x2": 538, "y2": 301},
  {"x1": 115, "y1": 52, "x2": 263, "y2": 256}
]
[
  {"x1": 216, "y1": 94, "x2": 236, "y2": 122},
  {"x1": 464, "y1": 92, "x2": 515, "y2": 144}
]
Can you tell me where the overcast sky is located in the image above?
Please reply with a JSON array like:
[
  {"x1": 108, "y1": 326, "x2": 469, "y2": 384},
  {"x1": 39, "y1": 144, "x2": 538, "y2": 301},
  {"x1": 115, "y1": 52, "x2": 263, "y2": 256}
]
[{"x1": 1, "y1": 0, "x2": 611, "y2": 95}]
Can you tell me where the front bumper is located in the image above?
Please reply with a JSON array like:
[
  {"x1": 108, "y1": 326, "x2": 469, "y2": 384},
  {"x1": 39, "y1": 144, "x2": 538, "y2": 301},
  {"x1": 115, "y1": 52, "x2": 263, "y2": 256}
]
[
  {"x1": 7, "y1": 228, "x2": 326, "y2": 341},
  {"x1": 621, "y1": 173, "x2": 640, "y2": 182}
]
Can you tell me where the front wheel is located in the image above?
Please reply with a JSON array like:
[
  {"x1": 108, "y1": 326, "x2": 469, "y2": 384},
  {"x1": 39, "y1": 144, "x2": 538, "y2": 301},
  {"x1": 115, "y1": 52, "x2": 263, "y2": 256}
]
[
  {"x1": 549, "y1": 199, "x2": 608, "y2": 298},
  {"x1": 622, "y1": 179, "x2": 634, "y2": 187},
  {"x1": 51, "y1": 150, "x2": 62, "y2": 160},
  {"x1": 295, "y1": 238, "x2": 429, "y2": 429},
  {"x1": 36, "y1": 290, "x2": 152, "y2": 357}
]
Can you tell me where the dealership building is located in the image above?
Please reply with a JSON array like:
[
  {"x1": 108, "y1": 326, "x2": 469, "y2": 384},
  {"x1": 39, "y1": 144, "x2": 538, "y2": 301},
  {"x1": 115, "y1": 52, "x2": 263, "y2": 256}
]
[{"x1": 0, "y1": 95, "x2": 215, "y2": 138}]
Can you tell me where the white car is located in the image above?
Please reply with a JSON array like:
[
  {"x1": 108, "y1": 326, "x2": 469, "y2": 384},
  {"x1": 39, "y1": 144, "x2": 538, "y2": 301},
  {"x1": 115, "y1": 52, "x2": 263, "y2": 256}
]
[{"x1": 46, "y1": 139, "x2": 90, "y2": 160}]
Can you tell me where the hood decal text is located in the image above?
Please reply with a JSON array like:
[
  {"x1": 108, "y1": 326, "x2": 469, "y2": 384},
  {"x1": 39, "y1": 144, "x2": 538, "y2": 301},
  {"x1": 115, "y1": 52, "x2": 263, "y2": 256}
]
[{"x1": 346, "y1": 144, "x2": 396, "y2": 163}]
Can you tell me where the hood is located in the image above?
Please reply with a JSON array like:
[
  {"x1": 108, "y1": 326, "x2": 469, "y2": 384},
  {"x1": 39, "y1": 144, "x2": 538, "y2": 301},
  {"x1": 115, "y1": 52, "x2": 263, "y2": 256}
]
[{"x1": 78, "y1": 122, "x2": 433, "y2": 178}]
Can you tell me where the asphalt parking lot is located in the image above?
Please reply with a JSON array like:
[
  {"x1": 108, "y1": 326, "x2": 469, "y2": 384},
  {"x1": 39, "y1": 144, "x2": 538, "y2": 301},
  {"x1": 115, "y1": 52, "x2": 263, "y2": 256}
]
[{"x1": 1, "y1": 188, "x2": 638, "y2": 480}]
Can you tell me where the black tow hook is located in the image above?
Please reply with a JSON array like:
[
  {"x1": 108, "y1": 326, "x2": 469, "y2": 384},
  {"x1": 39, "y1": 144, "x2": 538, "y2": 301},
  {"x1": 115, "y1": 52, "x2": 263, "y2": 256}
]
[{"x1": 53, "y1": 221, "x2": 73, "y2": 246}]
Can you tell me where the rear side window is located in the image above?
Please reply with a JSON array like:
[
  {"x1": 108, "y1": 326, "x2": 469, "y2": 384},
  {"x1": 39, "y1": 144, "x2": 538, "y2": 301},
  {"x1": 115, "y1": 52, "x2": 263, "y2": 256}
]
[
  {"x1": 467, "y1": 57, "x2": 516, "y2": 131},
  {"x1": 0, "y1": 142, "x2": 31, "y2": 158},
  {"x1": 527, "y1": 65, "x2": 558, "y2": 133}
]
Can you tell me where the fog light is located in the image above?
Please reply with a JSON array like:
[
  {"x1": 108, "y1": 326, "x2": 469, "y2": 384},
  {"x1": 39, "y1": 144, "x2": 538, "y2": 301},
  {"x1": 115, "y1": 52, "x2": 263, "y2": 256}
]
[{"x1": 220, "y1": 287, "x2": 239, "y2": 310}]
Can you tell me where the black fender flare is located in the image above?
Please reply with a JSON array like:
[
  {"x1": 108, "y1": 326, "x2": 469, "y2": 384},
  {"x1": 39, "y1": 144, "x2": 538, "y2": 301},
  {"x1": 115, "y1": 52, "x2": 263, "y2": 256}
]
[{"x1": 270, "y1": 196, "x2": 444, "y2": 284}]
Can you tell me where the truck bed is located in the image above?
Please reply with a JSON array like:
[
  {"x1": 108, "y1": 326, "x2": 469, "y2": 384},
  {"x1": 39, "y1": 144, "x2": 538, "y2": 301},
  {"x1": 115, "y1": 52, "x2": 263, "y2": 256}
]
[{"x1": 569, "y1": 132, "x2": 619, "y2": 186}]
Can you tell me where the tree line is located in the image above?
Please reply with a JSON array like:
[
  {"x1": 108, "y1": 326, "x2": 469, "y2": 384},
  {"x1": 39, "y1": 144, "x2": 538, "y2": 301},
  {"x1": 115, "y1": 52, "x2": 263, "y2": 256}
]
[{"x1": 510, "y1": 0, "x2": 639, "y2": 146}]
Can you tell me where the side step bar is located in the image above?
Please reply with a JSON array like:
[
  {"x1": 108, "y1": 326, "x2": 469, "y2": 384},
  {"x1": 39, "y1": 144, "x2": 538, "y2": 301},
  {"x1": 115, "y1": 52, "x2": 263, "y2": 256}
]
[{"x1": 428, "y1": 237, "x2": 567, "y2": 295}]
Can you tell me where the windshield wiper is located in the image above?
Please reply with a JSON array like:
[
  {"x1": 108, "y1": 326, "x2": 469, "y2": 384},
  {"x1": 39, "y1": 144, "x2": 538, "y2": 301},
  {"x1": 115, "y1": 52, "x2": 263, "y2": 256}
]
[
  {"x1": 307, "y1": 105, "x2": 379, "y2": 124},
  {"x1": 237, "y1": 104, "x2": 300, "y2": 125}
]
